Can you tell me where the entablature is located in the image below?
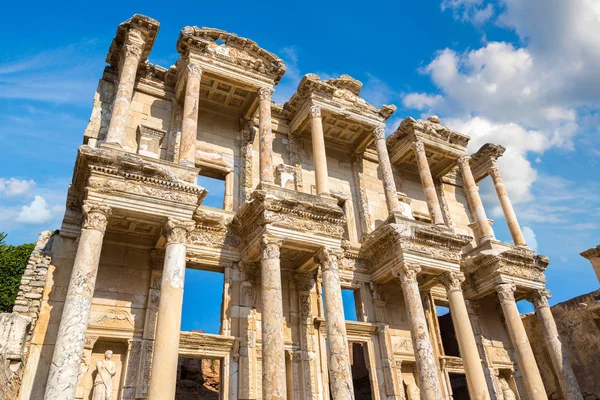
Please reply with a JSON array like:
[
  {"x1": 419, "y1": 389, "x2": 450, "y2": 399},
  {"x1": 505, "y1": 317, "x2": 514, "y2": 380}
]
[
  {"x1": 284, "y1": 74, "x2": 396, "y2": 153},
  {"x1": 387, "y1": 116, "x2": 470, "y2": 177},
  {"x1": 106, "y1": 14, "x2": 160, "y2": 68}
]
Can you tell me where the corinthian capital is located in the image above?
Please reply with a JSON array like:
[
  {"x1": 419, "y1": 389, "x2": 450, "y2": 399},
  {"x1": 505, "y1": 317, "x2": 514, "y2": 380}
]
[
  {"x1": 309, "y1": 105, "x2": 321, "y2": 118},
  {"x1": 123, "y1": 43, "x2": 144, "y2": 59},
  {"x1": 163, "y1": 218, "x2": 195, "y2": 245},
  {"x1": 257, "y1": 87, "x2": 274, "y2": 101},
  {"x1": 496, "y1": 283, "x2": 516, "y2": 303},
  {"x1": 412, "y1": 140, "x2": 425, "y2": 154},
  {"x1": 439, "y1": 271, "x2": 465, "y2": 292},
  {"x1": 373, "y1": 126, "x2": 386, "y2": 140},
  {"x1": 527, "y1": 289, "x2": 551, "y2": 308},
  {"x1": 186, "y1": 63, "x2": 203, "y2": 78},
  {"x1": 457, "y1": 155, "x2": 470, "y2": 168},
  {"x1": 488, "y1": 159, "x2": 502, "y2": 180},
  {"x1": 315, "y1": 247, "x2": 342, "y2": 272},
  {"x1": 261, "y1": 235, "x2": 282, "y2": 260},
  {"x1": 82, "y1": 204, "x2": 112, "y2": 233},
  {"x1": 392, "y1": 262, "x2": 421, "y2": 284}
]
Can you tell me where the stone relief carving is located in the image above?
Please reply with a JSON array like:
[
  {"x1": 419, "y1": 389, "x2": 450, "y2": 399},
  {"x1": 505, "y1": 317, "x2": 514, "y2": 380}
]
[
  {"x1": 499, "y1": 376, "x2": 517, "y2": 400},
  {"x1": 82, "y1": 204, "x2": 112, "y2": 233},
  {"x1": 92, "y1": 350, "x2": 116, "y2": 400}
]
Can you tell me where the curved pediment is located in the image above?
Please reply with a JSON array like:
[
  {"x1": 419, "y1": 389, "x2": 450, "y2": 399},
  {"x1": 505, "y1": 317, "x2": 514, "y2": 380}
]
[{"x1": 176, "y1": 26, "x2": 286, "y2": 84}]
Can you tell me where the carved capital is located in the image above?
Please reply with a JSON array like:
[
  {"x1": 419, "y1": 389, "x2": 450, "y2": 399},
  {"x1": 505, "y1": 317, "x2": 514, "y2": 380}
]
[
  {"x1": 295, "y1": 272, "x2": 315, "y2": 292},
  {"x1": 488, "y1": 159, "x2": 502, "y2": 181},
  {"x1": 261, "y1": 235, "x2": 282, "y2": 260},
  {"x1": 457, "y1": 155, "x2": 470, "y2": 168},
  {"x1": 439, "y1": 271, "x2": 465, "y2": 292},
  {"x1": 163, "y1": 218, "x2": 195, "y2": 245},
  {"x1": 496, "y1": 283, "x2": 516, "y2": 303},
  {"x1": 412, "y1": 140, "x2": 425, "y2": 154},
  {"x1": 186, "y1": 63, "x2": 203, "y2": 79},
  {"x1": 82, "y1": 204, "x2": 111, "y2": 233},
  {"x1": 309, "y1": 105, "x2": 321, "y2": 118},
  {"x1": 123, "y1": 43, "x2": 143, "y2": 60},
  {"x1": 257, "y1": 87, "x2": 274, "y2": 101},
  {"x1": 315, "y1": 247, "x2": 342, "y2": 272},
  {"x1": 373, "y1": 126, "x2": 386, "y2": 140},
  {"x1": 392, "y1": 262, "x2": 421, "y2": 284},
  {"x1": 527, "y1": 289, "x2": 551, "y2": 308}
]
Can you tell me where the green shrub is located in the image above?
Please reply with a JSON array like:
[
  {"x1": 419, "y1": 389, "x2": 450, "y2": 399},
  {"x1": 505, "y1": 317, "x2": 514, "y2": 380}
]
[{"x1": 0, "y1": 233, "x2": 35, "y2": 312}]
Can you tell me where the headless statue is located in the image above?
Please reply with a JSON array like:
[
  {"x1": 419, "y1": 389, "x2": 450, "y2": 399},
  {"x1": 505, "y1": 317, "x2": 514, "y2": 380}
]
[
  {"x1": 500, "y1": 377, "x2": 517, "y2": 400},
  {"x1": 92, "y1": 350, "x2": 116, "y2": 400}
]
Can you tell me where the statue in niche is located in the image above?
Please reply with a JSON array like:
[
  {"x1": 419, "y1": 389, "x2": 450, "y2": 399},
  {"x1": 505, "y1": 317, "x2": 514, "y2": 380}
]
[
  {"x1": 499, "y1": 376, "x2": 517, "y2": 400},
  {"x1": 92, "y1": 350, "x2": 116, "y2": 400},
  {"x1": 404, "y1": 380, "x2": 420, "y2": 400}
]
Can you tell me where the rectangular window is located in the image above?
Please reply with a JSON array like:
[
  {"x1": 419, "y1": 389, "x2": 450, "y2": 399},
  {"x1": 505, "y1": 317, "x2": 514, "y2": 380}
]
[
  {"x1": 341, "y1": 289, "x2": 359, "y2": 321},
  {"x1": 436, "y1": 304, "x2": 460, "y2": 357},
  {"x1": 181, "y1": 269, "x2": 224, "y2": 334},
  {"x1": 197, "y1": 175, "x2": 226, "y2": 210}
]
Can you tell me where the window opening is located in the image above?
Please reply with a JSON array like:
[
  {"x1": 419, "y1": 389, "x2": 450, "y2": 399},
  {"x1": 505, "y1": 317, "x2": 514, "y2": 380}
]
[
  {"x1": 181, "y1": 269, "x2": 224, "y2": 334},
  {"x1": 176, "y1": 357, "x2": 220, "y2": 399}
]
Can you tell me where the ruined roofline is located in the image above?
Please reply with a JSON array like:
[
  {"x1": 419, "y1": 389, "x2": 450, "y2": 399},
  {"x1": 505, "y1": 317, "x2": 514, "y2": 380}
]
[
  {"x1": 581, "y1": 244, "x2": 600, "y2": 259},
  {"x1": 106, "y1": 14, "x2": 160, "y2": 67},
  {"x1": 176, "y1": 25, "x2": 287, "y2": 84}
]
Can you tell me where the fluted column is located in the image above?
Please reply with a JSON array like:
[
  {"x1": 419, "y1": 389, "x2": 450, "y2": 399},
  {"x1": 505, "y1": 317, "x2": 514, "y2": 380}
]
[
  {"x1": 179, "y1": 63, "x2": 202, "y2": 167},
  {"x1": 440, "y1": 272, "x2": 491, "y2": 400},
  {"x1": 496, "y1": 284, "x2": 546, "y2": 399},
  {"x1": 261, "y1": 235, "x2": 287, "y2": 399},
  {"x1": 317, "y1": 248, "x2": 354, "y2": 399},
  {"x1": 393, "y1": 262, "x2": 443, "y2": 399},
  {"x1": 105, "y1": 31, "x2": 144, "y2": 147},
  {"x1": 148, "y1": 218, "x2": 195, "y2": 400},
  {"x1": 489, "y1": 161, "x2": 526, "y2": 246},
  {"x1": 258, "y1": 87, "x2": 275, "y2": 184},
  {"x1": 457, "y1": 155, "x2": 494, "y2": 243},
  {"x1": 44, "y1": 204, "x2": 111, "y2": 400},
  {"x1": 528, "y1": 290, "x2": 583, "y2": 400},
  {"x1": 412, "y1": 141, "x2": 444, "y2": 225},
  {"x1": 309, "y1": 105, "x2": 330, "y2": 196},
  {"x1": 373, "y1": 126, "x2": 400, "y2": 214}
]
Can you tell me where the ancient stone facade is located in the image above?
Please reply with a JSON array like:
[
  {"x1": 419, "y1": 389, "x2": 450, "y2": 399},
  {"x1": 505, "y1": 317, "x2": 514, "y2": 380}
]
[{"x1": 2, "y1": 14, "x2": 590, "y2": 400}]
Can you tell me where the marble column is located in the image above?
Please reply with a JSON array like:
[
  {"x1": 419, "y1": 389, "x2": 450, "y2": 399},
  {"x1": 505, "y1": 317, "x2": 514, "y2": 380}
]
[
  {"x1": 179, "y1": 63, "x2": 202, "y2": 167},
  {"x1": 260, "y1": 235, "x2": 287, "y2": 399},
  {"x1": 412, "y1": 141, "x2": 444, "y2": 225},
  {"x1": 496, "y1": 283, "x2": 546, "y2": 400},
  {"x1": 317, "y1": 248, "x2": 354, "y2": 399},
  {"x1": 44, "y1": 204, "x2": 111, "y2": 400},
  {"x1": 489, "y1": 161, "x2": 526, "y2": 246},
  {"x1": 309, "y1": 105, "x2": 330, "y2": 196},
  {"x1": 373, "y1": 126, "x2": 400, "y2": 214},
  {"x1": 105, "y1": 31, "x2": 144, "y2": 147},
  {"x1": 528, "y1": 290, "x2": 583, "y2": 400},
  {"x1": 440, "y1": 272, "x2": 491, "y2": 400},
  {"x1": 296, "y1": 272, "x2": 319, "y2": 398},
  {"x1": 393, "y1": 262, "x2": 442, "y2": 399},
  {"x1": 457, "y1": 155, "x2": 494, "y2": 243},
  {"x1": 258, "y1": 87, "x2": 275, "y2": 184},
  {"x1": 148, "y1": 218, "x2": 194, "y2": 400}
]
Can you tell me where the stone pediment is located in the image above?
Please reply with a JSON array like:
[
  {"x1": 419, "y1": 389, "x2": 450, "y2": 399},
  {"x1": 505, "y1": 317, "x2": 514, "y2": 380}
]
[
  {"x1": 176, "y1": 26, "x2": 286, "y2": 84},
  {"x1": 284, "y1": 73, "x2": 396, "y2": 123},
  {"x1": 361, "y1": 214, "x2": 472, "y2": 282}
]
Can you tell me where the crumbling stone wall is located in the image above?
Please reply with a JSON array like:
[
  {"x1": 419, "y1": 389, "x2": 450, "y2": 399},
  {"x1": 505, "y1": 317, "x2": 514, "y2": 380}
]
[
  {"x1": 0, "y1": 231, "x2": 55, "y2": 400},
  {"x1": 523, "y1": 290, "x2": 600, "y2": 400}
]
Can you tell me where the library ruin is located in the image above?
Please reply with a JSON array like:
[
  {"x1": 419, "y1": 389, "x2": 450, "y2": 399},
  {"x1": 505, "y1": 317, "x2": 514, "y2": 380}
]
[{"x1": 1, "y1": 13, "x2": 598, "y2": 400}]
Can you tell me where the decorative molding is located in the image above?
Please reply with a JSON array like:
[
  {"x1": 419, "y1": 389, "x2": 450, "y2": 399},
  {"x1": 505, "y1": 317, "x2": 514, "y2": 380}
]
[
  {"x1": 496, "y1": 283, "x2": 516, "y2": 303},
  {"x1": 439, "y1": 271, "x2": 465, "y2": 292},
  {"x1": 261, "y1": 235, "x2": 282, "y2": 260},
  {"x1": 527, "y1": 289, "x2": 551, "y2": 308},
  {"x1": 163, "y1": 218, "x2": 195, "y2": 245},
  {"x1": 82, "y1": 204, "x2": 112, "y2": 233},
  {"x1": 257, "y1": 87, "x2": 274, "y2": 100},
  {"x1": 309, "y1": 105, "x2": 321, "y2": 118},
  {"x1": 392, "y1": 262, "x2": 421, "y2": 284}
]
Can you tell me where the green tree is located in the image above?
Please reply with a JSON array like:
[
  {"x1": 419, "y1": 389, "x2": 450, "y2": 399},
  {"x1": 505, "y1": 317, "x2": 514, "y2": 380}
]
[{"x1": 0, "y1": 232, "x2": 35, "y2": 312}]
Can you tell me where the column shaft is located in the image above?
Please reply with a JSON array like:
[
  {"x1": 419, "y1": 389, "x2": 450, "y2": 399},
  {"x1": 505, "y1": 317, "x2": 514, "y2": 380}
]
[
  {"x1": 317, "y1": 248, "x2": 354, "y2": 399},
  {"x1": 373, "y1": 126, "x2": 400, "y2": 214},
  {"x1": 441, "y1": 272, "x2": 491, "y2": 400},
  {"x1": 179, "y1": 64, "x2": 202, "y2": 167},
  {"x1": 529, "y1": 290, "x2": 583, "y2": 400},
  {"x1": 258, "y1": 87, "x2": 275, "y2": 184},
  {"x1": 148, "y1": 219, "x2": 194, "y2": 400},
  {"x1": 458, "y1": 156, "x2": 494, "y2": 242},
  {"x1": 310, "y1": 106, "x2": 330, "y2": 196},
  {"x1": 412, "y1": 141, "x2": 444, "y2": 225},
  {"x1": 261, "y1": 236, "x2": 287, "y2": 399},
  {"x1": 394, "y1": 263, "x2": 443, "y2": 400},
  {"x1": 105, "y1": 33, "x2": 143, "y2": 147},
  {"x1": 496, "y1": 284, "x2": 546, "y2": 400},
  {"x1": 44, "y1": 205, "x2": 111, "y2": 400},
  {"x1": 489, "y1": 162, "x2": 526, "y2": 246}
]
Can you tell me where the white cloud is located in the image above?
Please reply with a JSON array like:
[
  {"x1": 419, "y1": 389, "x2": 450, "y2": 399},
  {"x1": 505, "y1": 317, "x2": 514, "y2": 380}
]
[
  {"x1": 402, "y1": 93, "x2": 443, "y2": 111},
  {"x1": 521, "y1": 226, "x2": 538, "y2": 250},
  {"x1": 441, "y1": 0, "x2": 495, "y2": 25},
  {"x1": 15, "y1": 196, "x2": 62, "y2": 225},
  {"x1": 0, "y1": 178, "x2": 36, "y2": 197}
]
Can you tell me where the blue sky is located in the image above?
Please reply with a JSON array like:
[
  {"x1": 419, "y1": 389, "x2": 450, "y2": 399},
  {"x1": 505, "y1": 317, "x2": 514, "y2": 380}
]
[{"x1": 1, "y1": 0, "x2": 599, "y2": 323}]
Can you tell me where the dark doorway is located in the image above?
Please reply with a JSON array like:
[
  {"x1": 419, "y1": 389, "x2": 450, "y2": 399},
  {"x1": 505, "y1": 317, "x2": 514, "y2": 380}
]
[
  {"x1": 350, "y1": 342, "x2": 373, "y2": 399},
  {"x1": 449, "y1": 373, "x2": 469, "y2": 400},
  {"x1": 176, "y1": 357, "x2": 220, "y2": 400},
  {"x1": 437, "y1": 305, "x2": 460, "y2": 357}
]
